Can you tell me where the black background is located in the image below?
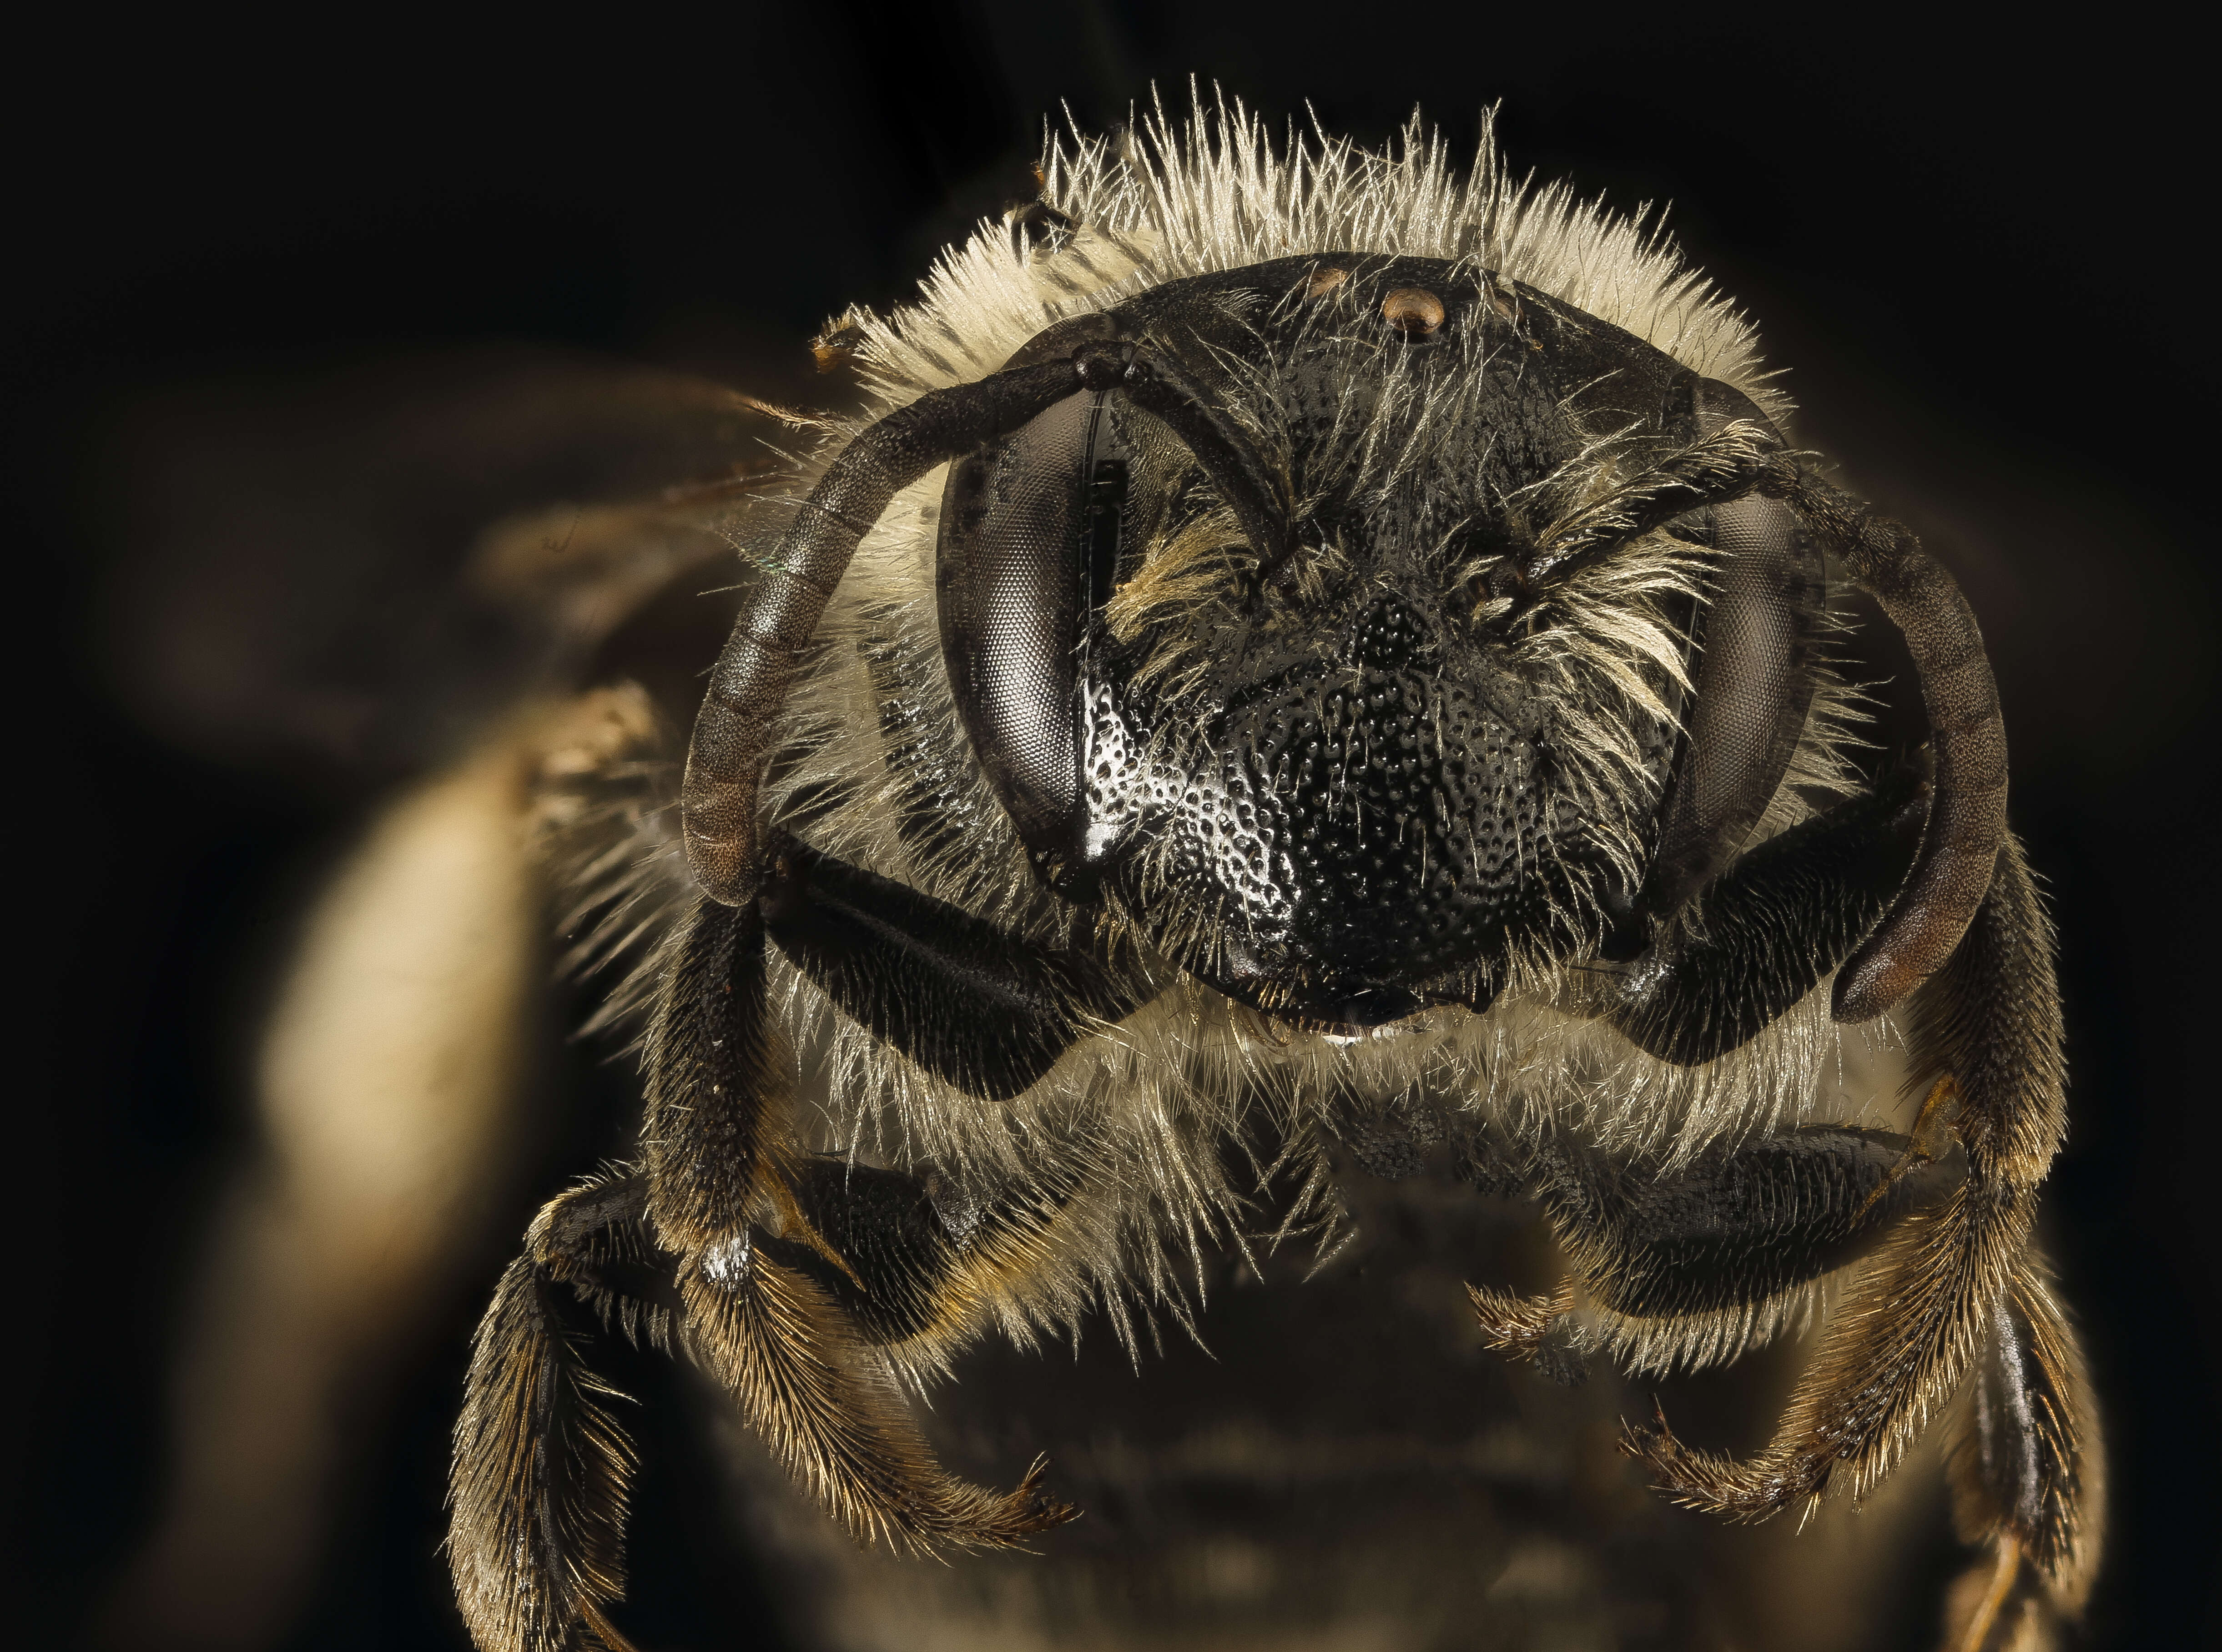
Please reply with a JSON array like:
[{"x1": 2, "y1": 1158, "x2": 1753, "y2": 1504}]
[{"x1": 12, "y1": 3, "x2": 2217, "y2": 1647}]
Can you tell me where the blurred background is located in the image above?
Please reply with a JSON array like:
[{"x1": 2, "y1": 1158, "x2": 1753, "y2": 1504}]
[{"x1": 12, "y1": 3, "x2": 2217, "y2": 1647}]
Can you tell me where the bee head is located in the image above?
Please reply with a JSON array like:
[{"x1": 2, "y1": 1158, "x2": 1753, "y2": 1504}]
[{"x1": 935, "y1": 257, "x2": 1819, "y2": 1027}]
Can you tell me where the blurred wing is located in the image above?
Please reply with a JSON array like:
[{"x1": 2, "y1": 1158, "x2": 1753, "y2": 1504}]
[{"x1": 98, "y1": 348, "x2": 821, "y2": 785}]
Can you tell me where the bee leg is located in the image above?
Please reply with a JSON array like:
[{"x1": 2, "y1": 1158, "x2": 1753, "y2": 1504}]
[
  {"x1": 1935, "y1": 1257, "x2": 2103, "y2": 1652},
  {"x1": 1610, "y1": 773, "x2": 1925, "y2": 1065},
  {"x1": 1623, "y1": 837, "x2": 2101, "y2": 1630},
  {"x1": 1472, "y1": 1121, "x2": 1963, "y2": 1378},
  {"x1": 448, "y1": 1168, "x2": 672, "y2": 1652},
  {"x1": 644, "y1": 893, "x2": 1077, "y2": 1553},
  {"x1": 762, "y1": 1151, "x2": 1088, "y2": 1353},
  {"x1": 758, "y1": 836, "x2": 1151, "y2": 1102}
]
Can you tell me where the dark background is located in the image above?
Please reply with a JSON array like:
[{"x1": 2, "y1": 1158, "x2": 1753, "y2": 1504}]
[{"x1": 12, "y1": 3, "x2": 2217, "y2": 1646}]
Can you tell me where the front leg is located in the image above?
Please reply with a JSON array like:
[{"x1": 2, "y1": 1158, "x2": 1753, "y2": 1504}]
[
  {"x1": 1610, "y1": 774, "x2": 1924, "y2": 1065},
  {"x1": 1470, "y1": 1121, "x2": 1963, "y2": 1383},
  {"x1": 758, "y1": 836, "x2": 1145, "y2": 1101},
  {"x1": 1623, "y1": 837, "x2": 2101, "y2": 1639},
  {"x1": 453, "y1": 865, "x2": 1149, "y2": 1652},
  {"x1": 644, "y1": 887, "x2": 1097, "y2": 1550}
]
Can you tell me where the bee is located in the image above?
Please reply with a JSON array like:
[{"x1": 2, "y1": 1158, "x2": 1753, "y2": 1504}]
[{"x1": 445, "y1": 100, "x2": 2102, "y2": 1652}]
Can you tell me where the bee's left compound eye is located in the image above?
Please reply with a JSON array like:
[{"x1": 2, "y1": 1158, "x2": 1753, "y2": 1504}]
[
  {"x1": 937, "y1": 388, "x2": 1126, "y2": 871},
  {"x1": 1637, "y1": 380, "x2": 1826, "y2": 918}
]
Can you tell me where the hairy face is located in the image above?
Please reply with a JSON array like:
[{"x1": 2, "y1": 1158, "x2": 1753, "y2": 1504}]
[{"x1": 1039, "y1": 257, "x2": 1719, "y2": 1024}]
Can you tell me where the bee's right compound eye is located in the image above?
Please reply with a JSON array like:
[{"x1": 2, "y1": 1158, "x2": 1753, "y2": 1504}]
[{"x1": 937, "y1": 389, "x2": 1124, "y2": 866}]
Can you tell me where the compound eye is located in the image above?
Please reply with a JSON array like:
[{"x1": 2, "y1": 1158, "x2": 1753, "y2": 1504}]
[
  {"x1": 1640, "y1": 395, "x2": 1825, "y2": 913},
  {"x1": 937, "y1": 390, "x2": 1124, "y2": 862}
]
